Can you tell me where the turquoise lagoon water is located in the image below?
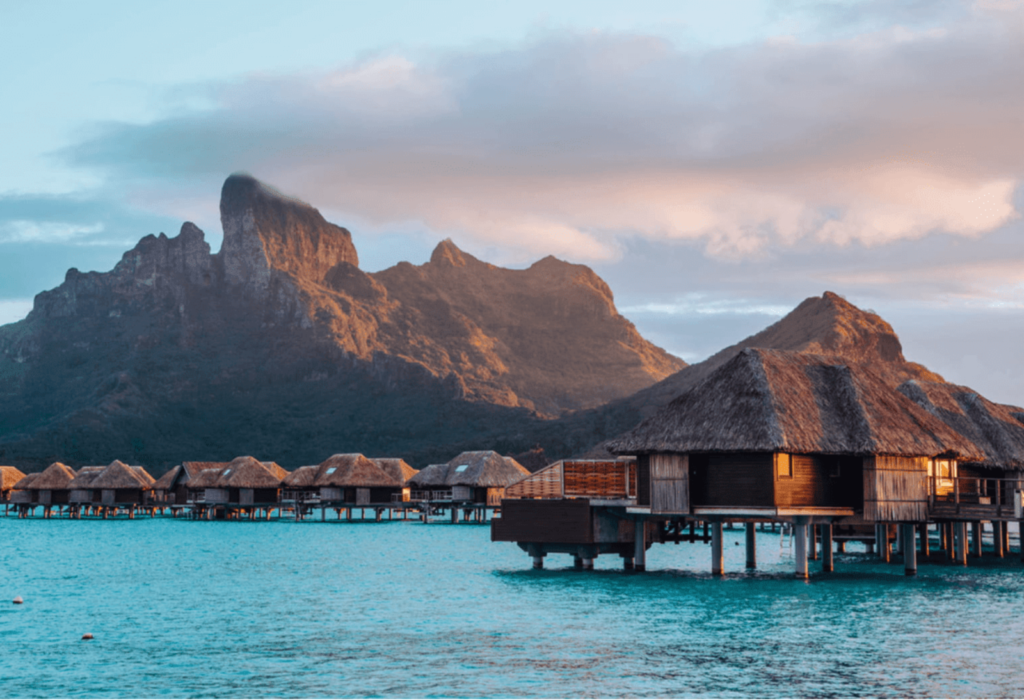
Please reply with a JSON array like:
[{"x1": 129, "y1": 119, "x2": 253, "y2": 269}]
[{"x1": 2, "y1": 515, "x2": 1024, "y2": 698}]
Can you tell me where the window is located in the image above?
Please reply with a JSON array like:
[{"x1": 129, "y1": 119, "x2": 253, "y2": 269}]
[
  {"x1": 455, "y1": 464, "x2": 470, "y2": 473},
  {"x1": 777, "y1": 454, "x2": 792, "y2": 479},
  {"x1": 325, "y1": 467, "x2": 336, "y2": 475}
]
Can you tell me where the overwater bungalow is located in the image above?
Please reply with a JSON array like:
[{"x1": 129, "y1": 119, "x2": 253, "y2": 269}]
[
  {"x1": 411, "y1": 451, "x2": 530, "y2": 522},
  {"x1": 152, "y1": 461, "x2": 229, "y2": 507},
  {"x1": 8, "y1": 472, "x2": 39, "y2": 513},
  {"x1": 22, "y1": 462, "x2": 78, "y2": 517},
  {"x1": 85, "y1": 460, "x2": 155, "y2": 517},
  {"x1": 899, "y1": 379, "x2": 1024, "y2": 560},
  {"x1": 281, "y1": 465, "x2": 319, "y2": 508},
  {"x1": 1, "y1": 466, "x2": 27, "y2": 514},
  {"x1": 372, "y1": 458, "x2": 419, "y2": 503},
  {"x1": 313, "y1": 453, "x2": 403, "y2": 520},
  {"x1": 495, "y1": 349, "x2": 982, "y2": 575},
  {"x1": 194, "y1": 457, "x2": 288, "y2": 519},
  {"x1": 67, "y1": 466, "x2": 105, "y2": 515}
]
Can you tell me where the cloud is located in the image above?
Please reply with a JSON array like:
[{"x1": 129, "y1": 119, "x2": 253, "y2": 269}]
[{"x1": 56, "y1": 3, "x2": 1023, "y2": 263}]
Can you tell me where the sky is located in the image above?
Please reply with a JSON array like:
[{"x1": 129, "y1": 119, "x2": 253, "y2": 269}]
[{"x1": 2, "y1": 0, "x2": 1024, "y2": 402}]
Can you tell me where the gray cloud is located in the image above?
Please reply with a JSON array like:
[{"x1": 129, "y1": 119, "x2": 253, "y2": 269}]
[{"x1": 58, "y1": 3, "x2": 1024, "y2": 265}]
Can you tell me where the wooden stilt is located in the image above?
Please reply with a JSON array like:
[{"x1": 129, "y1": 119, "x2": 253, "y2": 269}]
[
  {"x1": 903, "y1": 523, "x2": 917, "y2": 575},
  {"x1": 996, "y1": 521, "x2": 1006, "y2": 558},
  {"x1": 972, "y1": 522, "x2": 983, "y2": 557},
  {"x1": 711, "y1": 522, "x2": 724, "y2": 575},
  {"x1": 745, "y1": 522, "x2": 757, "y2": 569},
  {"x1": 821, "y1": 524, "x2": 833, "y2": 573},
  {"x1": 574, "y1": 556, "x2": 583, "y2": 570},
  {"x1": 955, "y1": 522, "x2": 968, "y2": 566},
  {"x1": 794, "y1": 520, "x2": 808, "y2": 579},
  {"x1": 634, "y1": 519, "x2": 646, "y2": 572},
  {"x1": 920, "y1": 523, "x2": 930, "y2": 557},
  {"x1": 880, "y1": 524, "x2": 891, "y2": 563},
  {"x1": 809, "y1": 523, "x2": 818, "y2": 561}
]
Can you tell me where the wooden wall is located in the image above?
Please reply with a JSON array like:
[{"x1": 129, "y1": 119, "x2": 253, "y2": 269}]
[
  {"x1": 506, "y1": 462, "x2": 563, "y2": 499},
  {"x1": 637, "y1": 455, "x2": 651, "y2": 506},
  {"x1": 863, "y1": 455, "x2": 929, "y2": 522},
  {"x1": 775, "y1": 455, "x2": 862, "y2": 508},
  {"x1": 491, "y1": 499, "x2": 592, "y2": 543},
  {"x1": 691, "y1": 453, "x2": 774, "y2": 507},
  {"x1": 650, "y1": 454, "x2": 689, "y2": 514}
]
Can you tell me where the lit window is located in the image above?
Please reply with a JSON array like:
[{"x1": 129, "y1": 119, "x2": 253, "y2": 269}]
[{"x1": 777, "y1": 454, "x2": 792, "y2": 478}]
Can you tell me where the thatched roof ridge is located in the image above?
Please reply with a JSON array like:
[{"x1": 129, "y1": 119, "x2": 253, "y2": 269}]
[
  {"x1": 215, "y1": 456, "x2": 286, "y2": 489},
  {"x1": 260, "y1": 462, "x2": 289, "y2": 481},
  {"x1": 12, "y1": 472, "x2": 40, "y2": 490},
  {"x1": 372, "y1": 458, "x2": 418, "y2": 485},
  {"x1": 132, "y1": 467, "x2": 155, "y2": 486},
  {"x1": 608, "y1": 348, "x2": 982, "y2": 459},
  {"x1": 313, "y1": 454, "x2": 401, "y2": 488},
  {"x1": 0, "y1": 466, "x2": 27, "y2": 490},
  {"x1": 188, "y1": 466, "x2": 228, "y2": 489},
  {"x1": 282, "y1": 465, "x2": 319, "y2": 488},
  {"x1": 31, "y1": 462, "x2": 77, "y2": 490},
  {"x1": 408, "y1": 451, "x2": 530, "y2": 488},
  {"x1": 407, "y1": 464, "x2": 448, "y2": 487},
  {"x1": 181, "y1": 462, "x2": 230, "y2": 483},
  {"x1": 89, "y1": 461, "x2": 152, "y2": 490},
  {"x1": 898, "y1": 380, "x2": 1024, "y2": 470},
  {"x1": 67, "y1": 466, "x2": 106, "y2": 489},
  {"x1": 151, "y1": 465, "x2": 182, "y2": 491}
]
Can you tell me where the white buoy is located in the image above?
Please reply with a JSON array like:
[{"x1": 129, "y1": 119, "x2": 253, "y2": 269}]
[
  {"x1": 81, "y1": 633, "x2": 93, "y2": 640},
  {"x1": 13, "y1": 596, "x2": 23, "y2": 605}
]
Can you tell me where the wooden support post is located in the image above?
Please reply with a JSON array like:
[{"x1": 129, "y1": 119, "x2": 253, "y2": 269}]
[
  {"x1": 321, "y1": 507, "x2": 326, "y2": 522},
  {"x1": 711, "y1": 522, "x2": 724, "y2": 575},
  {"x1": 821, "y1": 524, "x2": 833, "y2": 573},
  {"x1": 903, "y1": 524, "x2": 917, "y2": 575},
  {"x1": 582, "y1": 557, "x2": 594, "y2": 571},
  {"x1": 794, "y1": 520, "x2": 808, "y2": 579},
  {"x1": 972, "y1": 522, "x2": 982, "y2": 557},
  {"x1": 1020, "y1": 520, "x2": 1024, "y2": 562},
  {"x1": 574, "y1": 556, "x2": 583, "y2": 570},
  {"x1": 532, "y1": 555, "x2": 544, "y2": 569},
  {"x1": 880, "y1": 524, "x2": 891, "y2": 563},
  {"x1": 809, "y1": 523, "x2": 818, "y2": 561},
  {"x1": 920, "y1": 523, "x2": 930, "y2": 557},
  {"x1": 745, "y1": 522, "x2": 757, "y2": 569},
  {"x1": 837, "y1": 539, "x2": 846, "y2": 554},
  {"x1": 634, "y1": 519, "x2": 646, "y2": 572},
  {"x1": 996, "y1": 521, "x2": 1006, "y2": 558},
  {"x1": 623, "y1": 556, "x2": 634, "y2": 571},
  {"x1": 955, "y1": 521, "x2": 968, "y2": 566}
]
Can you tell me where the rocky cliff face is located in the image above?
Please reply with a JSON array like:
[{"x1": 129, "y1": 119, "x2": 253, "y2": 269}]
[{"x1": 0, "y1": 174, "x2": 683, "y2": 470}]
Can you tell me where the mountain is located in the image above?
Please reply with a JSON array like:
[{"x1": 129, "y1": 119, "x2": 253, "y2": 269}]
[{"x1": 0, "y1": 174, "x2": 683, "y2": 471}]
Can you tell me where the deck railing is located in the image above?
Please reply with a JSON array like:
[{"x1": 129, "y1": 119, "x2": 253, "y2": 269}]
[{"x1": 933, "y1": 475, "x2": 1023, "y2": 516}]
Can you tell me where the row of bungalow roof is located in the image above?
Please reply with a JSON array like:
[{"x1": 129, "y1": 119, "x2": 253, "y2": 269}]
[{"x1": 1, "y1": 450, "x2": 531, "y2": 510}]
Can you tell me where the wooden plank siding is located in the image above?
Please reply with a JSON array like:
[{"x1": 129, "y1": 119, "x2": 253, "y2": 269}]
[
  {"x1": 506, "y1": 462, "x2": 563, "y2": 499},
  {"x1": 491, "y1": 499, "x2": 592, "y2": 543},
  {"x1": 775, "y1": 454, "x2": 862, "y2": 508},
  {"x1": 863, "y1": 455, "x2": 929, "y2": 522},
  {"x1": 691, "y1": 453, "x2": 775, "y2": 507},
  {"x1": 650, "y1": 454, "x2": 689, "y2": 514}
]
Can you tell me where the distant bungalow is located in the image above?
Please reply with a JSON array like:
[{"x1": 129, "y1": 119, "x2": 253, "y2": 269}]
[
  {"x1": 152, "y1": 461, "x2": 230, "y2": 508},
  {"x1": 188, "y1": 457, "x2": 288, "y2": 519},
  {"x1": 496, "y1": 349, "x2": 981, "y2": 576},
  {"x1": 410, "y1": 450, "x2": 530, "y2": 522},
  {"x1": 1, "y1": 465, "x2": 26, "y2": 514},
  {"x1": 10, "y1": 463, "x2": 77, "y2": 518}
]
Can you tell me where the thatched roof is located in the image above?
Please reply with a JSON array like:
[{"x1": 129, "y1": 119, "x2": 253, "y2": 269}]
[
  {"x1": 181, "y1": 462, "x2": 231, "y2": 483},
  {"x1": 187, "y1": 466, "x2": 228, "y2": 490},
  {"x1": 407, "y1": 464, "x2": 448, "y2": 487},
  {"x1": 260, "y1": 462, "x2": 289, "y2": 481},
  {"x1": 282, "y1": 465, "x2": 319, "y2": 488},
  {"x1": 31, "y1": 462, "x2": 77, "y2": 490},
  {"x1": 89, "y1": 461, "x2": 153, "y2": 490},
  {"x1": 898, "y1": 380, "x2": 1024, "y2": 470},
  {"x1": 313, "y1": 454, "x2": 401, "y2": 488},
  {"x1": 0, "y1": 466, "x2": 26, "y2": 490},
  {"x1": 133, "y1": 467, "x2": 156, "y2": 486},
  {"x1": 408, "y1": 451, "x2": 530, "y2": 488},
  {"x1": 151, "y1": 465, "x2": 182, "y2": 491},
  {"x1": 214, "y1": 456, "x2": 286, "y2": 489},
  {"x1": 608, "y1": 348, "x2": 983, "y2": 459},
  {"x1": 12, "y1": 472, "x2": 40, "y2": 491},
  {"x1": 372, "y1": 458, "x2": 418, "y2": 485},
  {"x1": 67, "y1": 466, "x2": 106, "y2": 490}
]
